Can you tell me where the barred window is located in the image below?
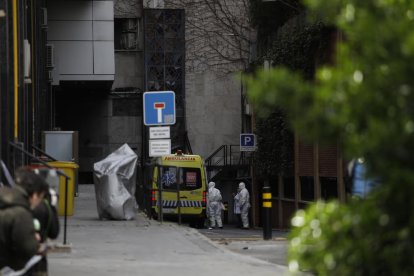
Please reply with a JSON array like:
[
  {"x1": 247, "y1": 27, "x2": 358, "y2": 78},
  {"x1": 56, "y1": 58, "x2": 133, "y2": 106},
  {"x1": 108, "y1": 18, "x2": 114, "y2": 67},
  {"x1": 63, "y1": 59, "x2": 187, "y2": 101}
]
[{"x1": 114, "y1": 18, "x2": 139, "y2": 50}]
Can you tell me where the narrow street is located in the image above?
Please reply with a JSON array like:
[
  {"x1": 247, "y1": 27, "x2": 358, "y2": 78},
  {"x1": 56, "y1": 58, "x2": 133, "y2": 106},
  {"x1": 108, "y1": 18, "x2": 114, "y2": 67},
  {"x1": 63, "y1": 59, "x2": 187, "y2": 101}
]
[{"x1": 48, "y1": 185, "x2": 287, "y2": 275}]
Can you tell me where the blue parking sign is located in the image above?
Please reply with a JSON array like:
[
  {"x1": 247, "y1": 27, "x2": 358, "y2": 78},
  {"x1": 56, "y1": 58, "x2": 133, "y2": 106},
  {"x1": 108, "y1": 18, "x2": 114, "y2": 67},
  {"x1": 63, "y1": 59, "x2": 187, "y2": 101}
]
[
  {"x1": 240, "y1": 134, "x2": 256, "y2": 152},
  {"x1": 143, "y1": 91, "x2": 176, "y2": 126}
]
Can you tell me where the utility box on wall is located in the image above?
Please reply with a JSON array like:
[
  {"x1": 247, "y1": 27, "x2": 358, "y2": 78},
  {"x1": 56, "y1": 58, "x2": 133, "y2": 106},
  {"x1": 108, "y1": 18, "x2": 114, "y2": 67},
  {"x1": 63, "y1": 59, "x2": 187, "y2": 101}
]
[
  {"x1": 42, "y1": 131, "x2": 80, "y2": 195},
  {"x1": 42, "y1": 131, "x2": 79, "y2": 163}
]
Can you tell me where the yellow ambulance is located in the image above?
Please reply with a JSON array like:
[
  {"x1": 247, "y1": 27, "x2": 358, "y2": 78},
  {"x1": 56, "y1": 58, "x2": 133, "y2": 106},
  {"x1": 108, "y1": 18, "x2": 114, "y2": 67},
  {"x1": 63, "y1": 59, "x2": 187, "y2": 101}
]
[{"x1": 151, "y1": 151, "x2": 207, "y2": 227}]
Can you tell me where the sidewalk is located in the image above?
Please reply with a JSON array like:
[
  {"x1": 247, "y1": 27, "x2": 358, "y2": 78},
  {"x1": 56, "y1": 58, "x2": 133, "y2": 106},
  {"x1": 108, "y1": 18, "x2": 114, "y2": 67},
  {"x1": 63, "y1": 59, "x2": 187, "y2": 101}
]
[
  {"x1": 198, "y1": 225, "x2": 288, "y2": 241},
  {"x1": 48, "y1": 185, "x2": 288, "y2": 275},
  {"x1": 198, "y1": 225, "x2": 288, "y2": 266}
]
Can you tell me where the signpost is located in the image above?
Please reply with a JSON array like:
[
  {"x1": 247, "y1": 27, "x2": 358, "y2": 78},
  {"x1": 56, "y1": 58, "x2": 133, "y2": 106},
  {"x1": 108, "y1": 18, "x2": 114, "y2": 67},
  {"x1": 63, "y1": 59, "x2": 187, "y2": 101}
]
[
  {"x1": 143, "y1": 91, "x2": 176, "y2": 126},
  {"x1": 144, "y1": 91, "x2": 176, "y2": 157},
  {"x1": 149, "y1": 139, "x2": 171, "y2": 157},
  {"x1": 240, "y1": 133, "x2": 256, "y2": 152},
  {"x1": 149, "y1": 126, "x2": 170, "y2": 139}
]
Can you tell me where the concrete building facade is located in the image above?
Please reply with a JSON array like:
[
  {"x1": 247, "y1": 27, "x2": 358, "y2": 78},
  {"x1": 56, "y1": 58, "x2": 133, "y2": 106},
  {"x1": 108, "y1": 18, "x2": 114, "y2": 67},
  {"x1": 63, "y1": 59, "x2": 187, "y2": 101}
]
[
  {"x1": 47, "y1": 0, "x2": 248, "y2": 181},
  {"x1": 46, "y1": 0, "x2": 144, "y2": 181}
]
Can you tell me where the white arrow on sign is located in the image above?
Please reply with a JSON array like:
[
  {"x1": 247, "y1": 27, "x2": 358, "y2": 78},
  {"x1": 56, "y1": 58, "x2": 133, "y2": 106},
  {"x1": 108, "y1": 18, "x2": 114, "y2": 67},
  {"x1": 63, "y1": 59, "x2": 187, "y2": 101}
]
[{"x1": 154, "y1": 102, "x2": 165, "y2": 123}]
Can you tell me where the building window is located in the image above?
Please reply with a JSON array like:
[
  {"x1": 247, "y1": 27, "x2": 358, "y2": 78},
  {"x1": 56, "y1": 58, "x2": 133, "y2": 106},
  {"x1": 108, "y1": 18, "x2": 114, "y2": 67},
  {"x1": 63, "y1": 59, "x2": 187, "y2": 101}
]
[
  {"x1": 320, "y1": 177, "x2": 338, "y2": 200},
  {"x1": 283, "y1": 176, "x2": 295, "y2": 199},
  {"x1": 114, "y1": 18, "x2": 139, "y2": 50},
  {"x1": 300, "y1": 176, "x2": 315, "y2": 201}
]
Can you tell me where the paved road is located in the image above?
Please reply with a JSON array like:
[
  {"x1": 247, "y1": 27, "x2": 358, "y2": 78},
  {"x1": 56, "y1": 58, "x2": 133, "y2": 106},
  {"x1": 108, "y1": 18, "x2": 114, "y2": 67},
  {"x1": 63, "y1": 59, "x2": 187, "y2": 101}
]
[{"x1": 48, "y1": 185, "x2": 287, "y2": 275}]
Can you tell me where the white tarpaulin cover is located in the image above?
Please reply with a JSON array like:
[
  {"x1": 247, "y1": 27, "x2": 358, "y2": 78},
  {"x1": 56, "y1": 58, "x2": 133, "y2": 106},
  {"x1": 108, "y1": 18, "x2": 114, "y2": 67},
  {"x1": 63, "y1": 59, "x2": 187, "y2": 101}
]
[{"x1": 93, "y1": 144, "x2": 138, "y2": 220}]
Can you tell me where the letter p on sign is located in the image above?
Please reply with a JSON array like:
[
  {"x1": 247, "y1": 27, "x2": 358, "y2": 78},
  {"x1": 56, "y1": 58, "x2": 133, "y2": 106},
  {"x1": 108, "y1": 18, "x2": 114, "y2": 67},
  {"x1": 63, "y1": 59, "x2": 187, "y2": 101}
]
[{"x1": 240, "y1": 133, "x2": 256, "y2": 152}]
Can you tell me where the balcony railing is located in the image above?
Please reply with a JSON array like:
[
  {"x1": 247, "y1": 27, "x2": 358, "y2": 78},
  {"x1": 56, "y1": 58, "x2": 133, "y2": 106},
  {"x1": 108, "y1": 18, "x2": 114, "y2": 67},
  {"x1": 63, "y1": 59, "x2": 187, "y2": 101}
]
[{"x1": 205, "y1": 145, "x2": 252, "y2": 168}]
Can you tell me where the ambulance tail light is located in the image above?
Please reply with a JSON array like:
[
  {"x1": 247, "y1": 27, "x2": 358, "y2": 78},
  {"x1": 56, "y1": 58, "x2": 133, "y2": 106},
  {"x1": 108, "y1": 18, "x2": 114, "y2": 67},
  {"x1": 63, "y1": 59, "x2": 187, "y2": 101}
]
[
  {"x1": 152, "y1": 190, "x2": 156, "y2": 206},
  {"x1": 202, "y1": 191, "x2": 206, "y2": 207}
]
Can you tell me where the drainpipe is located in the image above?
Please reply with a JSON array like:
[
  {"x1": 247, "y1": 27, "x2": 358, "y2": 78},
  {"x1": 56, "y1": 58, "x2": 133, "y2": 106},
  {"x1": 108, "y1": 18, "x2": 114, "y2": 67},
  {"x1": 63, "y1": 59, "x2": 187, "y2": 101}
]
[
  {"x1": 30, "y1": 0, "x2": 35, "y2": 152},
  {"x1": 0, "y1": 7, "x2": 4, "y2": 181},
  {"x1": 12, "y1": 0, "x2": 19, "y2": 141}
]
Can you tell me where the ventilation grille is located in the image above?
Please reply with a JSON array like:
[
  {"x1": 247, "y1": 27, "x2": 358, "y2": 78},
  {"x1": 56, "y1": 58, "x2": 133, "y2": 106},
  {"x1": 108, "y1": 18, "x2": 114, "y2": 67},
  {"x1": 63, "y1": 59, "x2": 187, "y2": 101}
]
[{"x1": 46, "y1": 44, "x2": 54, "y2": 68}]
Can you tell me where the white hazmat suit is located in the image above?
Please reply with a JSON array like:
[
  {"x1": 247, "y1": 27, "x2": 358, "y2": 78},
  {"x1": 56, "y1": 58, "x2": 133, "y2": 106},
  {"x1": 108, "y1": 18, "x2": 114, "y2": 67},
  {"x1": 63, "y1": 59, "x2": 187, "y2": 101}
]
[
  {"x1": 207, "y1": 181, "x2": 223, "y2": 229},
  {"x1": 236, "y1": 182, "x2": 250, "y2": 228}
]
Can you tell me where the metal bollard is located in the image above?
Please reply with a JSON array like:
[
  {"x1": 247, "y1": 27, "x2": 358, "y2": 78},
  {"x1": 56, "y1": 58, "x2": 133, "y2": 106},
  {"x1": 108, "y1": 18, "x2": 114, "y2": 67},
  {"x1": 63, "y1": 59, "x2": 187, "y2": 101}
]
[{"x1": 262, "y1": 186, "x2": 272, "y2": 240}]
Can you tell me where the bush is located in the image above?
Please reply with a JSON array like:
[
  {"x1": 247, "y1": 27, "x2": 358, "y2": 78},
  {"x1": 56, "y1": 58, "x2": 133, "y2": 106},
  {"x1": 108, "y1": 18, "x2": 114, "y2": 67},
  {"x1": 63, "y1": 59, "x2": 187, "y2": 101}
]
[
  {"x1": 288, "y1": 193, "x2": 414, "y2": 275},
  {"x1": 245, "y1": 0, "x2": 414, "y2": 274}
]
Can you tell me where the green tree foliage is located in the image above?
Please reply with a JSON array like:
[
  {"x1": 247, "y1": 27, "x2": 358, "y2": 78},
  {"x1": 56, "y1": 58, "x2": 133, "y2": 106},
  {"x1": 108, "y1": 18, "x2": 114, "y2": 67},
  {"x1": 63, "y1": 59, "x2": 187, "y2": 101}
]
[
  {"x1": 254, "y1": 110, "x2": 294, "y2": 179},
  {"x1": 262, "y1": 19, "x2": 329, "y2": 79},
  {"x1": 249, "y1": 0, "x2": 302, "y2": 52},
  {"x1": 252, "y1": 15, "x2": 330, "y2": 179},
  {"x1": 245, "y1": 0, "x2": 414, "y2": 274}
]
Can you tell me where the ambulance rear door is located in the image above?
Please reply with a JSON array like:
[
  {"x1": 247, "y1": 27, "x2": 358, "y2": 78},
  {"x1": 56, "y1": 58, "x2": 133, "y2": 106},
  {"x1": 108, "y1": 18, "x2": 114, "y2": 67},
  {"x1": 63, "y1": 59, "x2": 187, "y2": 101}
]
[{"x1": 157, "y1": 165, "x2": 204, "y2": 215}]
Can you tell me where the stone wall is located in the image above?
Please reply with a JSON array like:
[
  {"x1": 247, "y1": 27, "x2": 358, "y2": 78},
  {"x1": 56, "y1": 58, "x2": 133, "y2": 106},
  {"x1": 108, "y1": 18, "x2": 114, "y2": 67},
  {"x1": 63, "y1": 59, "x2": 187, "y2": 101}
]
[{"x1": 186, "y1": 71, "x2": 241, "y2": 158}]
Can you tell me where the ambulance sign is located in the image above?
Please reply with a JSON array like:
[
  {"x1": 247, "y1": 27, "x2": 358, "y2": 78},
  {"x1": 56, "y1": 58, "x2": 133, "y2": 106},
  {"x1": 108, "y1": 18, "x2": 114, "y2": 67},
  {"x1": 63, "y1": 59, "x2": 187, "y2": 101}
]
[{"x1": 240, "y1": 133, "x2": 256, "y2": 152}]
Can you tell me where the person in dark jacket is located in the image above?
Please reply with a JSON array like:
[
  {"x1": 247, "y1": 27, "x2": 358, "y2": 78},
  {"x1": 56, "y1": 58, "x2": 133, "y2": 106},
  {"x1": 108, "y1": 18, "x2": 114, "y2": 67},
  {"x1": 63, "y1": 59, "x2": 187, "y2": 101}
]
[
  {"x1": 27, "y1": 186, "x2": 60, "y2": 276},
  {"x1": 0, "y1": 168, "x2": 48, "y2": 271}
]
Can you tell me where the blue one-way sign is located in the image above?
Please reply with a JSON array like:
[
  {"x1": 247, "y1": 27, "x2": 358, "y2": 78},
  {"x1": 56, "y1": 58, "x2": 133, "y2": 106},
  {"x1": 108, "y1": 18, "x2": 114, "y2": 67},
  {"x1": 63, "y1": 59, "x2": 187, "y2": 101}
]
[
  {"x1": 240, "y1": 133, "x2": 256, "y2": 152},
  {"x1": 143, "y1": 91, "x2": 176, "y2": 126}
]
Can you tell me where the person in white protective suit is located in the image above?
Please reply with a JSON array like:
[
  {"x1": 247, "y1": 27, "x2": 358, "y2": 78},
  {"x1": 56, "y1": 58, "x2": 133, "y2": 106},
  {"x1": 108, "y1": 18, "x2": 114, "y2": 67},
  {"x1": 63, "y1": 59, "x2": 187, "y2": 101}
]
[
  {"x1": 236, "y1": 182, "x2": 250, "y2": 229},
  {"x1": 207, "y1": 181, "x2": 223, "y2": 229}
]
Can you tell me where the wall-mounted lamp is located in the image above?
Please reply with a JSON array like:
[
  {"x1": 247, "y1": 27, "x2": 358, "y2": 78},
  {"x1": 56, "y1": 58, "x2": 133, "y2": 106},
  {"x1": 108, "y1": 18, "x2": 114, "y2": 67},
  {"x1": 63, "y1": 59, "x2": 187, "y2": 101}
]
[{"x1": 0, "y1": 10, "x2": 5, "y2": 17}]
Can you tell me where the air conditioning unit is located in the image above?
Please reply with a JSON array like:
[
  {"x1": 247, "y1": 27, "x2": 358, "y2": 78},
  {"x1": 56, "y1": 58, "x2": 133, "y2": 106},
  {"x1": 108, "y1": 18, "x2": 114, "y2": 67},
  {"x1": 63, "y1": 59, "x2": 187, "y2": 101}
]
[
  {"x1": 46, "y1": 44, "x2": 54, "y2": 68},
  {"x1": 40, "y1": 8, "x2": 48, "y2": 28}
]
